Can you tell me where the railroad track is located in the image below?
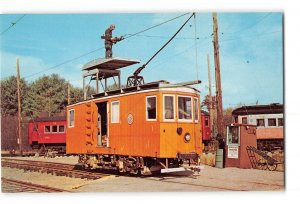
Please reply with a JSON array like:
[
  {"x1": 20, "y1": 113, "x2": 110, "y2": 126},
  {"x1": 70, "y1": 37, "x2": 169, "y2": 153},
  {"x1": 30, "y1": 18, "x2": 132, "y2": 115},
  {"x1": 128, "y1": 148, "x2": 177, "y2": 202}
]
[
  {"x1": 1, "y1": 177, "x2": 69, "y2": 193},
  {"x1": 1, "y1": 158, "x2": 110, "y2": 180}
]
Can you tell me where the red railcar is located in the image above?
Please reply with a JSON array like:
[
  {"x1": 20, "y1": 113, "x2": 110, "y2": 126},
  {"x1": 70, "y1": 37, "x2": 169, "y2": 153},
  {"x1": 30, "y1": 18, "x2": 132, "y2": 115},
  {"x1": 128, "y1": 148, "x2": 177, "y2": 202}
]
[
  {"x1": 201, "y1": 110, "x2": 211, "y2": 145},
  {"x1": 28, "y1": 116, "x2": 66, "y2": 152}
]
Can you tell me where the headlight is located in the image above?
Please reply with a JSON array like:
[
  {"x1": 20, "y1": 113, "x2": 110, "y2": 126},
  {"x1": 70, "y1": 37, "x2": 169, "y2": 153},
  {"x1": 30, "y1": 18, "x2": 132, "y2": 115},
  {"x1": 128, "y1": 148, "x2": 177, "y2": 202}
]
[{"x1": 184, "y1": 133, "x2": 191, "y2": 142}]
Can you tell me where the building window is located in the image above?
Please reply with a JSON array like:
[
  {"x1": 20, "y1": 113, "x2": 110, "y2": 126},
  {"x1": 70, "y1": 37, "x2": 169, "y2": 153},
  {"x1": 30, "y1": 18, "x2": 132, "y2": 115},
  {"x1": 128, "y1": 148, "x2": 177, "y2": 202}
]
[
  {"x1": 52, "y1": 125, "x2": 58, "y2": 133},
  {"x1": 59, "y1": 125, "x2": 65, "y2": 133},
  {"x1": 257, "y1": 119, "x2": 265, "y2": 127},
  {"x1": 194, "y1": 98, "x2": 199, "y2": 122},
  {"x1": 68, "y1": 109, "x2": 75, "y2": 127},
  {"x1": 44, "y1": 125, "x2": 51, "y2": 133},
  {"x1": 227, "y1": 126, "x2": 240, "y2": 145},
  {"x1": 205, "y1": 117, "x2": 209, "y2": 127},
  {"x1": 178, "y1": 96, "x2": 192, "y2": 121},
  {"x1": 242, "y1": 117, "x2": 247, "y2": 124},
  {"x1": 146, "y1": 96, "x2": 157, "y2": 120},
  {"x1": 268, "y1": 118, "x2": 277, "y2": 126},
  {"x1": 163, "y1": 95, "x2": 175, "y2": 120},
  {"x1": 111, "y1": 101, "x2": 120, "y2": 123},
  {"x1": 278, "y1": 118, "x2": 283, "y2": 126}
]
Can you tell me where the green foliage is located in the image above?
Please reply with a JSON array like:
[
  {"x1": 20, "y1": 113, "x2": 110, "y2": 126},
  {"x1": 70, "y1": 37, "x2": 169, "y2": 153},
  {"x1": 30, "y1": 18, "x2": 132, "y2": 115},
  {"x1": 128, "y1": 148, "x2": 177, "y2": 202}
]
[
  {"x1": 0, "y1": 76, "x2": 28, "y2": 116},
  {"x1": 1, "y1": 74, "x2": 98, "y2": 117},
  {"x1": 23, "y1": 74, "x2": 68, "y2": 117}
]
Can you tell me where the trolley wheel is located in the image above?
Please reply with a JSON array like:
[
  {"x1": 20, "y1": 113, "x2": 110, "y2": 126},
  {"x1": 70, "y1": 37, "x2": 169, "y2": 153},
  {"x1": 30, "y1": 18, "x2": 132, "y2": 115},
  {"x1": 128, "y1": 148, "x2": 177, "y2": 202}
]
[
  {"x1": 257, "y1": 158, "x2": 267, "y2": 170},
  {"x1": 267, "y1": 161, "x2": 278, "y2": 171}
]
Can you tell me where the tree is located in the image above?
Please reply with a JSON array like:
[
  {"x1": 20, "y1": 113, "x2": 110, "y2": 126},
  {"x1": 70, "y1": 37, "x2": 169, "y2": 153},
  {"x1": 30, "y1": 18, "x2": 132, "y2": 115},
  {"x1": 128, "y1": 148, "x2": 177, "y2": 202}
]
[
  {"x1": 23, "y1": 74, "x2": 68, "y2": 117},
  {"x1": 0, "y1": 76, "x2": 28, "y2": 116}
]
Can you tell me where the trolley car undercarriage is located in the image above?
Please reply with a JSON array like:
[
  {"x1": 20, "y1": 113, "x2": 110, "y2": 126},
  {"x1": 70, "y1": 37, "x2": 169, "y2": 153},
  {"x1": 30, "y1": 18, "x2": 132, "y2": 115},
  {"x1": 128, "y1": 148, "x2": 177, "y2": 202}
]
[{"x1": 77, "y1": 154, "x2": 201, "y2": 175}]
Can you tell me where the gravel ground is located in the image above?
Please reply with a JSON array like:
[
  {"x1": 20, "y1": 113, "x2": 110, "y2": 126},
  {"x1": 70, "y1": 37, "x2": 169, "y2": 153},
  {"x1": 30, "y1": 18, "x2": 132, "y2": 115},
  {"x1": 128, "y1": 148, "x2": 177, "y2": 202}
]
[{"x1": 1, "y1": 156, "x2": 284, "y2": 192}]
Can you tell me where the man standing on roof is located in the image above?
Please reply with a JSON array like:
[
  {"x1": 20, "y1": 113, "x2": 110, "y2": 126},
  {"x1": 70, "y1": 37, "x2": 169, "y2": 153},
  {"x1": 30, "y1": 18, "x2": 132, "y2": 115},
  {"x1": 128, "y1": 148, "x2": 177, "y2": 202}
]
[{"x1": 101, "y1": 25, "x2": 124, "y2": 58}]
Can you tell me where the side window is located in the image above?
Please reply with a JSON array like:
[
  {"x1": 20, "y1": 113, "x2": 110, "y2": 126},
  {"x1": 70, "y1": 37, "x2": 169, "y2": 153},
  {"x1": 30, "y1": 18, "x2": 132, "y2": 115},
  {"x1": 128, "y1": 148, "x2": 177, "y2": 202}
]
[
  {"x1": 278, "y1": 118, "x2": 283, "y2": 126},
  {"x1": 111, "y1": 101, "x2": 120, "y2": 123},
  {"x1": 242, "y1": 117, "x2": 247, "y2": 124},
  {"x1": 44, "y1": 125, "x2": 51, "y2": 133},
  {"x1": 59, "y1": 125, "x2": 65, "y2": 133},
  {"x1": 146, "y1": 96, "x2": 157, "y2": 121},
  {"x1": 52, "y1": 125, "x2": 58, "y2": 133},
  {"x1": 257, "y1": 119, "x2": 265, "y2": 127},
  {"x1": 194, "y1": 98, "x2": 199, "y2": 122},
  {"x1": 178, "y1": 96, "x2": 192, "y2": 121},
  {"x1": 205, "y1": 116, "x2": 209, "y2": 127},
  {"x1": 69, "y1": 109, "x2": 75, "y2": 127},
  {"x1": 163, "y1": 95, "x2": 175, "y2": 121},
  {"x1": 268, "y1": 118, "x2": 277, "y2": 126}
]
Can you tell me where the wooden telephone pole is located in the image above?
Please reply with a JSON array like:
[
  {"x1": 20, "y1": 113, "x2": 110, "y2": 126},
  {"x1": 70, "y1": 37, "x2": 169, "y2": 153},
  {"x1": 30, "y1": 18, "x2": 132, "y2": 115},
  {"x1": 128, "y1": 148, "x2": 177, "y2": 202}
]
[
  {"x1": 212, "y1": 13, "x2": 224, "y2": 139},
  {"x1": 67, "y1": 83, "x2": 71, "y2": 105},
  {"x1": 207, "y1": 54, "x2": 213, "y2": 138},
  {"x1": 16, "y1": 58, "x2": 23, "y2": 156}
]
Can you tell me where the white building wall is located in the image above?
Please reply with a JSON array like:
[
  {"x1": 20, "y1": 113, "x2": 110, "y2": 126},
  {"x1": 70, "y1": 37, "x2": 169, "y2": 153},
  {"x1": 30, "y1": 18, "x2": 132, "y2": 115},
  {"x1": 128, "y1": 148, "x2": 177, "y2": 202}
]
[{"x1": 238, "y1": 113, "x2": 283, "y2": 128}]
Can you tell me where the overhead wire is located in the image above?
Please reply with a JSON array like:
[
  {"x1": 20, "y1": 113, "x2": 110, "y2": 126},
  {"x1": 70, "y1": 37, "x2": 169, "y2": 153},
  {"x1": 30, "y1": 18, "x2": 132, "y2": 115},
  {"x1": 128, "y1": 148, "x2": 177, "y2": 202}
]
[
  {"x1": 24, "y1": 46, "x2": 105, "y2": 79},
  {"x1": 224, "y1": 13, "x2": 272, "y2": 35},
  {"x1": 14, "y1": 13, "x2": 279, "y2": 82},
  {"x1": 22, "y1": 13, "x2": 191, "y2": 79},
  {"x1": 219, "y1": 30, "x2": 281, "y2": 43},
  {"x1": 147, "y1": 29, "x2": 280, "y2": 71},
  {"x1": 121, "y1": 13, "x2": 190, "y2": 41},
  {"x1": 1, "y1": 14, "x2": 26, "y2": 36}
]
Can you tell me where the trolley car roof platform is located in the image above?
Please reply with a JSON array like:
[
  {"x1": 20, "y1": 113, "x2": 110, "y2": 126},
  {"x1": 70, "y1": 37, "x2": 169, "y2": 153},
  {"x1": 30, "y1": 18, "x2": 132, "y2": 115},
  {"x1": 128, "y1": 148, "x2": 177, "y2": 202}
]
[
  {"x1": 82, "y1": 57, "x2": 140, "y2": 71},
  {"x1": 81, "y1": 57, "x2": 201, "y2": 100}
]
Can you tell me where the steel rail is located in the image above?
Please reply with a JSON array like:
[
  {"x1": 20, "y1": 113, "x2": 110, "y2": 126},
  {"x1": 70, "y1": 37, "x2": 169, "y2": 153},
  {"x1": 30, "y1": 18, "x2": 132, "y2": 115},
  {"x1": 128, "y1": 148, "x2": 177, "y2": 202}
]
[
  {"x1": 1, "y1": 158, "x2": 110, "y2": 180},
  {"x1": 1, "y1": 177, "x2": 70, "y2": 192}
]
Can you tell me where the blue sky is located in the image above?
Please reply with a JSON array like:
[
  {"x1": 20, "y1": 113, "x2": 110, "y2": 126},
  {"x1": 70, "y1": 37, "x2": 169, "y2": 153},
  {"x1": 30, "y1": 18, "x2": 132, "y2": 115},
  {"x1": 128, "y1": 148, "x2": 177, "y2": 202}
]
[{"x1": 0, "y1": 13, "x2": 283, "y2": 108}]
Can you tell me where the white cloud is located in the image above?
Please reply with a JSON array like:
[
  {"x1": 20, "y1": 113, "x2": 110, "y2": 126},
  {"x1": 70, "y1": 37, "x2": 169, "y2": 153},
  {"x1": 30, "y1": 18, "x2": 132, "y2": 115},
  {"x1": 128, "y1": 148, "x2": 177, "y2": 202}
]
[
  {"x1": 0, "y1": 51, "x2": 50, "y2": 79},
  {"x1": 0, "y1": 51, "x2": 84, "y2": 88}
]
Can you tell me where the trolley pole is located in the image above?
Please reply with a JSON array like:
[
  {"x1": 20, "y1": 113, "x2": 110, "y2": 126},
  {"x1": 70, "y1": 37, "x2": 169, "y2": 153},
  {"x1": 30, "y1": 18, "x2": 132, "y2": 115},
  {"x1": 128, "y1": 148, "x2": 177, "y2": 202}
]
[
  {"x1": 207, "y1": 54, "x2": 213, "y2": 138},
  {"x1": 212, "y1": 13, "x2": 224, "y2": 139},
  {"x1": 16, "y1": 58, "x2": 23, "y2": 156}
]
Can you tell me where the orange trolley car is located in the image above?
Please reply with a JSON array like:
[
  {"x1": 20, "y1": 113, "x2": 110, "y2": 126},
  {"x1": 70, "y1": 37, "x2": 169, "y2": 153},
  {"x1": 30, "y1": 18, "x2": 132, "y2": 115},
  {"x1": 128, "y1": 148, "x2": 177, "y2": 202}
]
[{"x1": 66, "y1": 58, "x2": 203, "y2": 175}]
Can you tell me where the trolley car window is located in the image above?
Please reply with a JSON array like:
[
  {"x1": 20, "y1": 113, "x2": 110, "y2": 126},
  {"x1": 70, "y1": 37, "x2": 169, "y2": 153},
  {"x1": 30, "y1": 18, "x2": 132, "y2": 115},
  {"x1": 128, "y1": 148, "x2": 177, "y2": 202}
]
[
  {"x1": 268, "y1": 118, "x2": 276, "y2": 126},
  {"x1": 163, "y1": 95, "x2": 175, "y2": 120},
  {"x1": 44, "y1": 125, "x2": 51, "y2": 133},
  {"x1": 59, "y1": 125, "x2": 65, "y2": 133},
  {"x1": 194, "y1": 98, "x2": 199, "y2": 122},
  {"x1": 242, "y1": 117, "x2": 247, "y2": 124},
  {"x1": 146, "y1": 96, "x2": 157, "y2": 120},
  {"x1": 111, "y1": 101, "x2": 120, "y2": 123},
  {"x1": 69, "y1": 109, "x2": 75, "y2": 127},
  {"x1": 257, "y1": 119, "x2": 265, "y2": 127},
  {"x1": 205, "y1": 117, "x2": 209, "y2": 127},
  {"x1": 278, "y1": 118, "x2": 283, "y2": 126},
  {"x1": 52, "y1": 125, "x2": 58, "y2": 133},
  {"x1": 178, "y1": 96, "x2": 192, "y2": 121}
]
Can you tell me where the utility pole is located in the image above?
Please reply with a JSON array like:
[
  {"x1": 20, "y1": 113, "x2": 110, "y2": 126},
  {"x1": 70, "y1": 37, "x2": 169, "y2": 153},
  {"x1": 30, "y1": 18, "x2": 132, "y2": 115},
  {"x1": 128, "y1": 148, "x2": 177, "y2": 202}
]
[
  {"x1": 67, "y1": 83, "x2": 71, "y2": 105},
  {"x1": 16, "y1": 58, "x2": 23, "y2": 156},
  {"x1": 212, "y1": 13, "x2": 224, "y2": 139},
  {"x1": 207, "y1": 54, "x2": 213, "y2": 138}
]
